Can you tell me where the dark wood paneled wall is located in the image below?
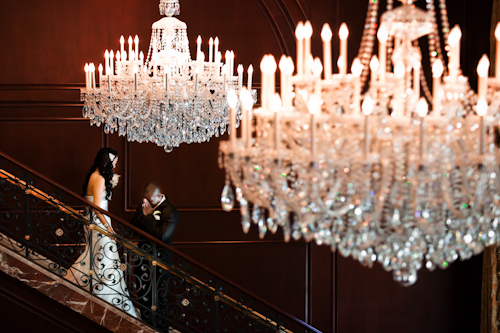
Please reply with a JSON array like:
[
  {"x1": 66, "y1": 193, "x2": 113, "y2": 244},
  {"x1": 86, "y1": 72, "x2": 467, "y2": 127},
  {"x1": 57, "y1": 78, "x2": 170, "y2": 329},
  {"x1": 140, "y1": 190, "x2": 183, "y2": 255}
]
[{"x1": 0, "y1": 0, "x2": 492, "y2": 332}]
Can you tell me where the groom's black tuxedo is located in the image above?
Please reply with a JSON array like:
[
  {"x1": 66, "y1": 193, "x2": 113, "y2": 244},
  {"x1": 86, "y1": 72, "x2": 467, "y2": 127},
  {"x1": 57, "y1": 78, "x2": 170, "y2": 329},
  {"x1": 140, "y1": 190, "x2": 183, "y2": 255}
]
[
  {"x1": 129, "y1": 196, "x2": 178, "y2": 331},
  {"x1": 130, "y1": 196, "x2": 179, "y2": 246}
]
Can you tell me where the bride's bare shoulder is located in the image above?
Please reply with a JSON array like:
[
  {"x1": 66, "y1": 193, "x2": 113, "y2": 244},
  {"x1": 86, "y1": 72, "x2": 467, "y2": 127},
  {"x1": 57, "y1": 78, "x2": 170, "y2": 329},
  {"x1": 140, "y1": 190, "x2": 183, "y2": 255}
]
[{"x1": 88, "y1": 171, "x2": 105, "y2": 192}]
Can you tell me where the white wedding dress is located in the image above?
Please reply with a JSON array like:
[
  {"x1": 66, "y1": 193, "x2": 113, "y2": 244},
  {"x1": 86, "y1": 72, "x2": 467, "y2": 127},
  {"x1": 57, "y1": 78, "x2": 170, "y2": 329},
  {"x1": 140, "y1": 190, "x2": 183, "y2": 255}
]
[{"x1": 68, "y1": 193, "x2": 137, "y2": 318}]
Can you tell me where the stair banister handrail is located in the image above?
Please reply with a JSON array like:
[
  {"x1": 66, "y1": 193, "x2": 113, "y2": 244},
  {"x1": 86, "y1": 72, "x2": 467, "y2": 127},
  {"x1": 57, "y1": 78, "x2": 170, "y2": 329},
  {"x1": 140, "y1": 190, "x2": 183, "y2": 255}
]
[{"x1": 0, "y1": 150, "x2": 321, "y2": 333}]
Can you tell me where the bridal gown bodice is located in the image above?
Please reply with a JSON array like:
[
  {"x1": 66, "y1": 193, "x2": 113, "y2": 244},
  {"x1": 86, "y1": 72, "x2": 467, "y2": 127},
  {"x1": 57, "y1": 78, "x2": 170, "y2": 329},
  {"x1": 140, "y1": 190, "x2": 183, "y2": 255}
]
[
  {"x1": 68, "y1": 193, "x2": 137, "y2": 318},
  {"x1": 85, "y1": 194, "x2": 110, "y2": 227}
]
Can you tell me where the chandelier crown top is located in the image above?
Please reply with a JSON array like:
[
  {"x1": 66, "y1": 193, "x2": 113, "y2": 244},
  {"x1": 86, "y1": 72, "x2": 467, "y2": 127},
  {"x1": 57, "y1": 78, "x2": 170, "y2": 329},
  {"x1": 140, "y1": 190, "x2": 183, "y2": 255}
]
[
  {"x1": 151, "y1": 16, "x2": 187, "y2": 30},
  {"x1": 382, "y1": 0, "x2": 433, "y2": 40},
  {"x1": 159, "y1": 0, "x2": 180, "y2": 17}
]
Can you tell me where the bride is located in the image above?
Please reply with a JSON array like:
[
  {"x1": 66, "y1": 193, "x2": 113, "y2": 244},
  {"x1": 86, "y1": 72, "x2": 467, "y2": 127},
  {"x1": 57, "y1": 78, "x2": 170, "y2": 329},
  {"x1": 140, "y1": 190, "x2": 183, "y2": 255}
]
[{"x1": 68, "y1": 147, "x2": 137, "y2": 318}]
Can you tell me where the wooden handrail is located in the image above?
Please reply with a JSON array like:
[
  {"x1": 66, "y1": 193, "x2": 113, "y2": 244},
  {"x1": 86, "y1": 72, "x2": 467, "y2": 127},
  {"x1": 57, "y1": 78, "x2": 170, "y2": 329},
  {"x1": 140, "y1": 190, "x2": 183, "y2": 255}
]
[{"x1": 0, "y1": 150, "x2": 321, "y2": 333}]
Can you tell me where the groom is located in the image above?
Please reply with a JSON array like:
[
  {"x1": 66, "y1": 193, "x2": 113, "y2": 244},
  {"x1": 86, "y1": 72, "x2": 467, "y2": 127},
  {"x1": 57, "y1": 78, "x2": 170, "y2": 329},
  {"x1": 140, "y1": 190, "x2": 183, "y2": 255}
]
[
  {"x1": 130, "y1": 182, "x2": 179, "y2": 329},
  {"x1": 131, "y1": 183, "x2": 179, "y2": 246}
]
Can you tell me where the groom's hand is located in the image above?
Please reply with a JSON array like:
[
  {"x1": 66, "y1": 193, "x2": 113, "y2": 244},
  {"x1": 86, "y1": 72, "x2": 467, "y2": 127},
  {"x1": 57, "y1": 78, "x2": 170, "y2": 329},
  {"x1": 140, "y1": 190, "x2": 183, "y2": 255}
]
[{"x1": 142, "y1": 198, "x2": 154, "y2": 216}]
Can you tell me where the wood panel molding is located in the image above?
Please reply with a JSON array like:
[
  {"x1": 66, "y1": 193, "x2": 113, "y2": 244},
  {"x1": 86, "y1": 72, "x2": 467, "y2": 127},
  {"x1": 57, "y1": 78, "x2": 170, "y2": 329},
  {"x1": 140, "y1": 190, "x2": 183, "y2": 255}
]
[{"x1": 253, "y1": 0, "x2": 308, "y2": 56}]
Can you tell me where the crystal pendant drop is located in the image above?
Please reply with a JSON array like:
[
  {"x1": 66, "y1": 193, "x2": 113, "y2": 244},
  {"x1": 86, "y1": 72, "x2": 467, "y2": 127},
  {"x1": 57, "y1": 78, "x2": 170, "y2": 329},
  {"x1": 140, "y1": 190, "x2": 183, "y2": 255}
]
[
  {"x1": 235, "y1": 187, "x2": 243, "y2": 201},
  {"x1": 283, "y1": 226, "x2": 291, "y2": 242},
  {"x1": 221, "y1": 183, "x2": 235, "y2": 212},
  {"x1": 252, "y1": 205, "x2": 261, "y2": 224},
  {"x1": 258, "y1": 217, "x2": 267, "y2": 239},
  {"x1": 267, "y1": 217, "x2": 278, "y2": 234},
  {"x1": 241, "y1": 202, "x2": 251, "y2": 234},
  {"x1": 393, "y1": 268, "x2": 417, "y2": 287}
]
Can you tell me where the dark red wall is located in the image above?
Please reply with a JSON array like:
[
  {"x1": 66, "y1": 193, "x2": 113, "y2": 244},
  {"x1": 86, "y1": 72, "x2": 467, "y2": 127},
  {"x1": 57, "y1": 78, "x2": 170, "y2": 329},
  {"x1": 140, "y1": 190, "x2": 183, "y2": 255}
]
[{"x1": 0, "y1": 0, "x2": 492, "y2": 332}]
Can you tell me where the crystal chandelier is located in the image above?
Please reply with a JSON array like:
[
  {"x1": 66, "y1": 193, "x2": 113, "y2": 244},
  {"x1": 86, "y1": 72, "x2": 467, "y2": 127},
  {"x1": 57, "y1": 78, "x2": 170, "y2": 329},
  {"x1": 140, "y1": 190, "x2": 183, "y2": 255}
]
[
  {"x1": 219, "y1": 0, "x2": 500, "y2": 285},
  {"x1": 81, "y1": 0, "x2": 255, "y2": 152}
]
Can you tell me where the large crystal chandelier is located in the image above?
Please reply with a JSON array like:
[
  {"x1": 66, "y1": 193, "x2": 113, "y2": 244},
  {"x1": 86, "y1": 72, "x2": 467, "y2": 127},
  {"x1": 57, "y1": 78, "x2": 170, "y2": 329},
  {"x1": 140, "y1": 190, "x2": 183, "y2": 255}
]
[
  {"x1": 219, "y1": 0, "x2": 500, "y2": 285},
  {"x1": 81, "y1": 0, "x2": 254, "y2": 152}
]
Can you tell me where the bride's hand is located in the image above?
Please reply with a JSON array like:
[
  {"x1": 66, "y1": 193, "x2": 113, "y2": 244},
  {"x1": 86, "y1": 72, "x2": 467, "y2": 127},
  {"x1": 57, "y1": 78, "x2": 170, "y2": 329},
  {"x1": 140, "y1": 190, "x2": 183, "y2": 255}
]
[{"x1": 106, "y1": 226, "x2": 116, "y2": 240}]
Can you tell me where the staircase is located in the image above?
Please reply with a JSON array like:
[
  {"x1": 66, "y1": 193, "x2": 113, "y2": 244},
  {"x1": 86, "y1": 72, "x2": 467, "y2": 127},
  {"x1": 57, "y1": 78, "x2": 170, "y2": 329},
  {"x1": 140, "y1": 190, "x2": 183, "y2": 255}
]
[{"x1": 0, "y1": 150, "x2": 321, "y2": 333}]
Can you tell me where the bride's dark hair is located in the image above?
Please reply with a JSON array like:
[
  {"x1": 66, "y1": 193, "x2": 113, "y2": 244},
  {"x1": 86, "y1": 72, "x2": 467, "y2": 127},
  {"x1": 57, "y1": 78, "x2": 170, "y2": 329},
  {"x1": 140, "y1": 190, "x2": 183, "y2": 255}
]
[{"x1": 83, "y1": 147, "x2": 118, "y2": 200}]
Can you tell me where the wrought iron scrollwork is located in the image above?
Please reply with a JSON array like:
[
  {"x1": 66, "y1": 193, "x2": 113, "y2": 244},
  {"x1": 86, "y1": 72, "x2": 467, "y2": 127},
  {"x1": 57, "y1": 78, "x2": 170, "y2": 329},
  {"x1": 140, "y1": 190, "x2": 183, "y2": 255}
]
[{"x1": 0, "y1": 152, "x2": 320, "y2": 333}]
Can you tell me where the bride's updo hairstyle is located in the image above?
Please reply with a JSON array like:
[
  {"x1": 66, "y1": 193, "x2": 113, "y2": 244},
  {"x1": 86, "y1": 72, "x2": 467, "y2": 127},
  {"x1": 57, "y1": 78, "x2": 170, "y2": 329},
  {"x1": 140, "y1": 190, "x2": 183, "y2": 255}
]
[{"x1": 83, "y1": 147, "x2": 118, "y2": 200}]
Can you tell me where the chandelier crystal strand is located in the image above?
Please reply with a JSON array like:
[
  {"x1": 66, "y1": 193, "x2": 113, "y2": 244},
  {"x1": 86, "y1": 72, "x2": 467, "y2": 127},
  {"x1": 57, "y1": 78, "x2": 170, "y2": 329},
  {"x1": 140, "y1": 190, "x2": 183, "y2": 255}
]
[
  {"x1": 81, "y1": 0, "x2": 255, "y2": 152},
  {"x1": 219, "y1": 0, "x2": 500, "y2": 286}
]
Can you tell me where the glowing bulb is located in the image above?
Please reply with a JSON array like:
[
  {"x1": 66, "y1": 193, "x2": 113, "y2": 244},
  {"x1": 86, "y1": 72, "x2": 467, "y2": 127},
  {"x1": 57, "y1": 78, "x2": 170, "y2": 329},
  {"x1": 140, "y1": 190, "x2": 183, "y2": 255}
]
[
  {"x1": 116, "y1": 51, "x2": 121, "y2": 61},
  {"x1": 84, "y1": 63, "x2": 88, "y2": 72},
  {"x1": 377, "y1": 24, "x2": 388, "y2": 43},
  {"x1": 337, "y1": 56, "x2": 344, "y2": 70},
  {"x1": 240, "y1": 87, "x2": 253, "y2": 110},
  {"x1": 279, "y1": 56, "x2": 294, "y2": 76},
  {"x1": 476, "y1": 98, "x2": 488, "y2": 116},
  {"x1": 215, "y1": 37, "x2": 219, "y2": 46},
  {"x1": 98, "y1": 64, "x2": 103, "y2": 72},
  {"x1": 416, "y1": 97, "x2": 428, "y2": 117},
  {"x1": 448, "y1": 25, "x2": 462, "y2": 48},
  {"x1": 495, "y1": 23, "x2": 500, "y2": 41},
  {"x1": 128, "y1": 36, "x2": 133, "y2": 45},
  {"x1": 140, "y1": 51, "x2": 144, "y2": 61},
  {"x1": 209, "y1": 37, "x2": 213, "y2": 46},
  {"x1": 307, "y1": 95, "x2": 322, "y2": 114},
  {"x1": 227, "y1": 89, "x2": 238, "y2": 109},
  {"x1": 477, "y1": 55, "x2": 490, "y2": 78},
  {"x1": 286, "y1": 57, "x2": 295, "y2": 75},
  {"x1": 134, "y1": 35, "x2": 139, "y2": 45},
  {"x1": 197, "y1": 35, "x2": 202, "y2": 45},
  {"x1": 120, "y1": 35, "x2": 125, "y2": 44},
  {"x1": 362, "y1": 95, "x2": 375, "y2": 115},
  {"x1": 295, "y1": 22, "x2": 305, "y2": 40},
  {"x1": 432, "y1": 60, "x2": 444, "y2": 78},
  {"x1": 303, "y1": 21, "x2": 313, "y2": 39},
  {"x1": 260, "y1": 55, "x2": 269, "y2": 74},
  {"x1": 312, "y1": 58, "x2": 323, "y2": 77},
  {"x1": 279, "y1": 55, "x2": 287, "y2": 71},
  {"x1": 394, "y1": 61, "x2": 405, "y2": 79},
  {"x1": 351, "y1": 58, "x2": 363, "y2": 77},
  {"x1": 321, "y1": 23, "x2": 333, "y2": 42},
  {"x1": 104, "y1": 50, "x2": 109, "y2": 59},
  {"x1": 271, "y1": 93, "x2": 282, "y2": 112},
  {"x1": 248, "y1": 64, "x2": 254, "y2": 74},
  {"x1": 339, "y1": 23, "x2": 349, "y2": 41},
  {"x1": 370, "y1": 55, "x2": 380, "y2": 72},
  {"x1": 268, "y1": 55, "x2": 277, "y2": 74}
]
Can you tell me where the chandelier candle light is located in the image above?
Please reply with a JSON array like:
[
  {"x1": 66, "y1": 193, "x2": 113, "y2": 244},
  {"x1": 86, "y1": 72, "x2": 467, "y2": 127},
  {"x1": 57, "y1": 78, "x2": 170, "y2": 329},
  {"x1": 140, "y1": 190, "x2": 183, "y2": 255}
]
[
  {"x1": 219, "y1": 0, "x2": 500, "y2": 285},
  {"x1": 82, "y1": 0, "x2": 255, "y2": 152}
]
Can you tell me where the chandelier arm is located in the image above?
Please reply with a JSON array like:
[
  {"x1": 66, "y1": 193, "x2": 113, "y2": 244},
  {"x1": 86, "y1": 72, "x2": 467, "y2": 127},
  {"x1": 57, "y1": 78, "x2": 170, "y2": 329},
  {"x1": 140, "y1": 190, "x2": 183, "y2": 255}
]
[
  {"x1": 312, "y1": 175, "x2": 355, "y2": 217},
  {"x1": 116, "y1": 99, "x2": 135, "y2": 120}
]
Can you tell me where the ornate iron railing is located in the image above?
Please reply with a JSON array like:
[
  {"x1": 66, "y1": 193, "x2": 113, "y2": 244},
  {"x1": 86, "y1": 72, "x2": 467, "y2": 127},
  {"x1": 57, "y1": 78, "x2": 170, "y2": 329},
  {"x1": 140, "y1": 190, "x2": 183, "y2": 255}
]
[{"x1": 0, "y1": 150, "x2": 321, "y2": 333}]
